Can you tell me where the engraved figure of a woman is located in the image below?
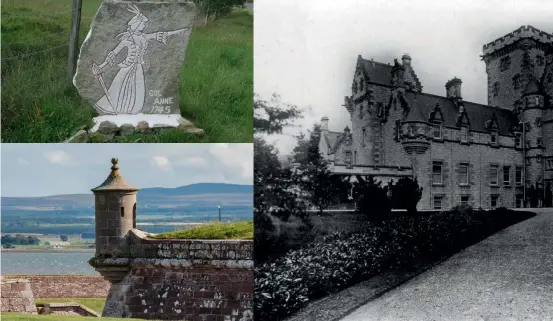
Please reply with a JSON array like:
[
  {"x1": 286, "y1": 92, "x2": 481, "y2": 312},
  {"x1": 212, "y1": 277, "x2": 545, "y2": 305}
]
[{"x1": 92, "y1": 4, "x2": 189, "y2": 115}]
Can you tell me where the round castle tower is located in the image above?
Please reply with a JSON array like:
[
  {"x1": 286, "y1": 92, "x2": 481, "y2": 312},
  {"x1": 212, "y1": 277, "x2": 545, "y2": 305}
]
[{"x1": 91, "y1": 158, "x2": 139, "y2": 259}]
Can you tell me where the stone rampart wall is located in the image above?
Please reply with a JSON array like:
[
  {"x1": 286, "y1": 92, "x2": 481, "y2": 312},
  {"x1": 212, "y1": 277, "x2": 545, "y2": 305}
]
[{"x1": 5, "y1": 275, "x2": 110, "y2": 298}]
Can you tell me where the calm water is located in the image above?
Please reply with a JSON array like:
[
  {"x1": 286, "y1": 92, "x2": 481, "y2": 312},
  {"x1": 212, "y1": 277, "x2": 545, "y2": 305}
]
[{"x1": 1, "y1": 252, "x2": 98, "y2": 275}]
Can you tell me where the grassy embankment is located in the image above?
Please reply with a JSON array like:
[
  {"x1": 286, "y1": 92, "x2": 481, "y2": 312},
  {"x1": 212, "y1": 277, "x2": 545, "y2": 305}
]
[
  {"x1": 150, "y1": 220, "x2": 253, "y2": 239},
  {"x1": 35, "y1": 298, "x2": 105, "y2": 314},
  {"x1": 1, "y1": 0, "x2": 253, "y2": 143}
]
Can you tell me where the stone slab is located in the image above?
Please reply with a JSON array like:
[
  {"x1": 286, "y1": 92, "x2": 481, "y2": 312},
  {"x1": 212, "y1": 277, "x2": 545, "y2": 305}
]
[{"x1": 74, "y1": 0, "x2": 196, "y2": 116}]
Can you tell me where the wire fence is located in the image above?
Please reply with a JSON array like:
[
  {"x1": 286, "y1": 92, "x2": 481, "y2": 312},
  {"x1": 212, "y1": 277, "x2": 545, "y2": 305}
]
[{"x1": 1, "y1": 1, "x2": 90, "y2": 73}]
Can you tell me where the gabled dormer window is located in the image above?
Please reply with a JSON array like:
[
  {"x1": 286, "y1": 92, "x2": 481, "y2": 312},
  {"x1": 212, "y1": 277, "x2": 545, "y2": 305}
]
[
  {"x1": 433, "y1": 122, "x2": 442, "y2": 140},
  {"x1": 395, "y1": 120, "x2": 401, "y2": 141},
  {"x1": 359, "y1": 104, "x2": 364, "y2": 119},
  {"x1": 537, "y1": 55, "x2": 544, "y2": 66}
]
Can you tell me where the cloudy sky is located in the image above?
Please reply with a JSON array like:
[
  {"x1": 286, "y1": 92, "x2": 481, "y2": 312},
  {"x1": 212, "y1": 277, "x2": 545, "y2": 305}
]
[
  {"x1": 1, "y1": 144, "x2": 253, "y2": 197},
  {"x1": 255, "y1": 0, "x2": 553, "y2": 154}
]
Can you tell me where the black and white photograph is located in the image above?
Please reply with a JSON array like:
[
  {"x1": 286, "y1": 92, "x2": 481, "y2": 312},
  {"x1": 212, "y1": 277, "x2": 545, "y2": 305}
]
[{"x1": 254, "y1": 0, "x2": 553, "y2": 320}]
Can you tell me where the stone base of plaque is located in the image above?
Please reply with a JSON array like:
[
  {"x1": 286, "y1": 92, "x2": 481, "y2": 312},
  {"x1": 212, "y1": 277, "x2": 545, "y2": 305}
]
[
  {"x1": 64, "y1": 114, "x2": 204, "y2": 142},
  {"x1": 90, "y1": 114, "x2": 182, "y2": 133}
]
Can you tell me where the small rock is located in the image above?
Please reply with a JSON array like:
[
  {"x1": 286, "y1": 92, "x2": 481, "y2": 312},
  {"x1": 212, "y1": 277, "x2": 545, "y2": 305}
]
[
  {"x1": 137, "y1": 121, "x2": 150, "y2": 133},
  {"x1": 119, "y1": 124, "x2": 135, "y2": 136},
  {"x1": 97, "y1": 121, "x2": 118, "y2": 135},
  {"x1": 185, "y1": 127, "x2": 205, "y2": 137},
  {"x1": 64, "y1": 129, "x2": 89, "y2": 143},
  {"x1": 177, "y1": 118, "x2": 194, "y2": 129}
]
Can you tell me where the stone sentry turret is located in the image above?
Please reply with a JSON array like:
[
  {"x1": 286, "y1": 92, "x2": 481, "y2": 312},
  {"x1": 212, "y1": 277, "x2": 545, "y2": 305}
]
[{"x1": 91, "y1": 158, "x2": 138, "y2": 259}]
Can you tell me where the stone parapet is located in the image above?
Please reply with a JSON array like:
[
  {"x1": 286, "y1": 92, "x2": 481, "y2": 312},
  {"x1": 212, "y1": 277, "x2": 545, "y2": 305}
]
[{"x1": 482, "y1": 25, "x2": 552, "y2": 56}]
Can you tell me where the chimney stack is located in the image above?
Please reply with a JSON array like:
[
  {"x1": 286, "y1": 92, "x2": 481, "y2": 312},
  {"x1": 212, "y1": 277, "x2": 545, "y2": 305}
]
[
  {"x1": 321, "y1": 117, "x2": 329, "y2": 132},
  {"x1": 445, "y1": 77, "x2": 462, "y2": 99},
  {"x1": 401, "y1": 54, "x2": 412, "y2": 67}
]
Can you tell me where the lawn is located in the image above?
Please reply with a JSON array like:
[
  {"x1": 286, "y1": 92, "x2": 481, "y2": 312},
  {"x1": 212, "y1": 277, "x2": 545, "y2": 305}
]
[
  {"x1": 150, "y1": 220, "x2": 253, "y2": 239},
  {"x1": 1, "y1": 0, "x2": 253, "y2": 143}
]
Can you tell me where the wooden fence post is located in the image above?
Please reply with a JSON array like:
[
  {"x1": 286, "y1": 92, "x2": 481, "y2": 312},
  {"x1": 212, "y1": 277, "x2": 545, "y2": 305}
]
[{"x1": 67, "y1": 0, "x2": 83, "y2": 84}]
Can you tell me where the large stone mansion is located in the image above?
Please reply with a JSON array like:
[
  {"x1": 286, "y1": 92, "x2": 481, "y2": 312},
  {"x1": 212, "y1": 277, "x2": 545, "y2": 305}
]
[{"x1": 319, "y1": 25, "x2": 553, "y2": 210}]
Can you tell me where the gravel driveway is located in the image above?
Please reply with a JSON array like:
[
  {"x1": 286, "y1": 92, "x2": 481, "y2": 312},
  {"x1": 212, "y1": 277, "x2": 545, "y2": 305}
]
[{"x1": 342, "y1": 208, "x2": 553, "y2": 321}]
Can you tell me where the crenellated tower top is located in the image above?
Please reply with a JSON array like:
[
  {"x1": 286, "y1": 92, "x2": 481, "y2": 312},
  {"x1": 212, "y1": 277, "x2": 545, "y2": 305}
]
[{"x1": 482, "y1": 25, "x2": 552, "y2": 58}]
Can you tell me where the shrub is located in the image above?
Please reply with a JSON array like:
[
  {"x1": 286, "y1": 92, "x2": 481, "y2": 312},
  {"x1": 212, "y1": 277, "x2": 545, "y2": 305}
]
[
  {"x1": 450, "y1": 204, "x2": 474, "y2": 216},
  {"x1": 193, "y1": 0, "x2": 246, "y2": 24},
  {"x1": 390, "y1": 177, "x2": 423, "y2": 213},
  {"x1": 355, "y1": 176, "x2": 391, "y2": 220}
]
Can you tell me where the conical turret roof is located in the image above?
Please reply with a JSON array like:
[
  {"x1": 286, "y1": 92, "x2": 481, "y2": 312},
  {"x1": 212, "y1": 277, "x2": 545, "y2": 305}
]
[{"x1": 91, "y1": 158, "x2": 139, "y2": 192}]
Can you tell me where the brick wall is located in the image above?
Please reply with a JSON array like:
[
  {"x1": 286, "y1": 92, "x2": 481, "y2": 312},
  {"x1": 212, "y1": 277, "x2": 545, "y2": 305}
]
[{"x1": 5, "y1": 275, "x2": 110, "y2": 298}]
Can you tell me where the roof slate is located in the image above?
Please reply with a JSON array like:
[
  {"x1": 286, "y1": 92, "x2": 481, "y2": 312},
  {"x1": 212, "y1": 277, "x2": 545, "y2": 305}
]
[
  {"x1": 403, "y1": 92, "x2": 518, "y2": 135},
  {"x1": 360, "y1": 59, "x2": 393, "y2": 86}
]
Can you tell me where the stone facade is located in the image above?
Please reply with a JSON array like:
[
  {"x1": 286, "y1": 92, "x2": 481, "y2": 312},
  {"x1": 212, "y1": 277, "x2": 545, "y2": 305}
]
[
  {"x1": 90, "y1": 159, "x2": 253, "y2": 320},
  {"x1": 320, "y1": 25, "x2": 553, "y2": 210}
]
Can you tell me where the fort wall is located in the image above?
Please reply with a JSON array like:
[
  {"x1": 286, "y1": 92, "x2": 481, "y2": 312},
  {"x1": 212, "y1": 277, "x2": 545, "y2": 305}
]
[
  {"x1": 2, "y1": 275, "x2": 110, "y2": 298},
  {"x1": 91, "y1": 230, "x2": 253, "y2": 321}
]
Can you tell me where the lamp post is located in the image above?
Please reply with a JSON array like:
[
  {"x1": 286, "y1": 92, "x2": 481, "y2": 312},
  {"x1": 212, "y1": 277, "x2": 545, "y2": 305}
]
[{"x1": 218, "y1": 206, "x2": 221, "y2": 222}]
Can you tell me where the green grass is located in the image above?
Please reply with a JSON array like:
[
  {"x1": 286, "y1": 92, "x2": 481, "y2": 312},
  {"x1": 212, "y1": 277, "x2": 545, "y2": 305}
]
[
  {"x1": 1, "y1": 313, "x2": 163, "y2": 321},
  {"x1": 1, "y1": 0, "x2": 252, "y2": 143},
  {"x1": 34, "y1": 298, "x2": 105, "y2": 314},
  {"x1": 150, "y1": 220, "x2": 253, "y2": 239}
]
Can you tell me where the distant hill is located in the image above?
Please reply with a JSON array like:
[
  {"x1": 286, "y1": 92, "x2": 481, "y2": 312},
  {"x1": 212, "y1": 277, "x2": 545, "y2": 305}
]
[
  {"x1": 1, "y1": 183, "x2": 253, "y2": 210},
  {"x1": 139, "y1": 183, "x2": 253, "y2": 196}
]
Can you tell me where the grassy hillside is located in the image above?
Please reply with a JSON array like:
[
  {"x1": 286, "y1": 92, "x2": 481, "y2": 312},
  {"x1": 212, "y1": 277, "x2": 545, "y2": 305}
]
[{"x1": 1, "y1": 0, "x2": 253, "y2": 143}]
